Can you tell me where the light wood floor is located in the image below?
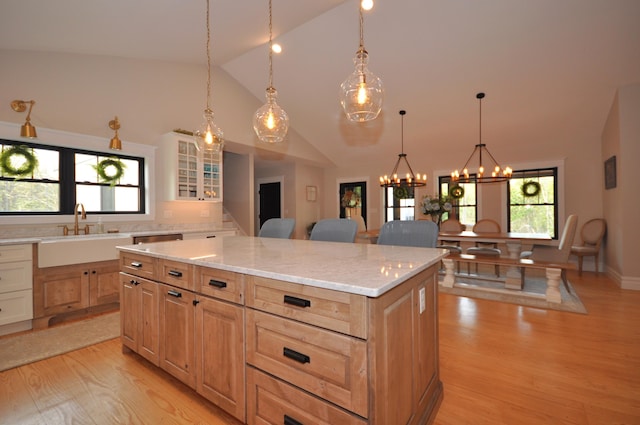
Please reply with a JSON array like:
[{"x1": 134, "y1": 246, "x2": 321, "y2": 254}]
[{"x1": 1, "y1": 271, "x2": 638, "y2": 425}]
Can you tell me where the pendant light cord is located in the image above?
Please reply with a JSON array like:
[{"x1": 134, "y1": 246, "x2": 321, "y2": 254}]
[
  {"x1": 268, "y1": 0, "x2": 274, "y2": 89},
  {"x1": 205, "y1": 0, "x2": 212, "y2": 111}
]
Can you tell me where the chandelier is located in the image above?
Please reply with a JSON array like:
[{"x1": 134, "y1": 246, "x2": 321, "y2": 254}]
[
  {"x1": 339, "y1": 0, "x2": 383, "y2": 123},
  {"x1": 194, "y1": 0, "x2": 224, "y2": 153},
  {"x1": 253, "y1": 0, "x2": 289, "y2": 144},
  {"x1": 380, "y1": 110, "x2": 426, "y2": 188},
  {"x1": 451, "y1": 93, "x2": 512, "y2": 183}
]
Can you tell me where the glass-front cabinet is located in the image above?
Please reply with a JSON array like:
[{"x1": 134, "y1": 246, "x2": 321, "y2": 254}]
[{"x1": 160, "y1": 132, "x2": 222, "y2": 201}]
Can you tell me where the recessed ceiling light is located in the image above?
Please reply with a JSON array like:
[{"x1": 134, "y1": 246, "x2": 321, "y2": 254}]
[
  {"x1": 272, "y1": 43, "x2": 282, "y2": 53},
  {"x1": 361, "y1": 0, "x2": 374, "y2": 11}
]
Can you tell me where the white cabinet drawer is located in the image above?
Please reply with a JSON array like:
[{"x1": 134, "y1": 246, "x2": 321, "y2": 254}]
[
  {"x1": 0, "y1": 244, "x2": 32, "y2": 263},
  {"x1": 0, "y1": 261, "x2": 33, "y2": 293},
  {"x1": 0, "y1": 289, "x2": 33, "y2": 325}
]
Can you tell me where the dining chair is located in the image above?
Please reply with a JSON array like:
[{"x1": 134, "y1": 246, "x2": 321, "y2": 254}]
[
  {"x1": 570, "y1": 218, "x2": 606, "y2": 275},
  {"x1": 258, "y1": 218, "x2": 296, "y2": 239},
  {"x1": 466, "y1": 218, "x2": 502, "y2": 276},
  {"x1": 376, "y1": 220, "x2": 439, "y2": 248},
  {"x1": 437, "y1": 219, "x2": 465, "y2": 272},
  {"x1": 309, "y1": 218, "x2": 358, "y2": 243},
  {"x1": 521, "y1": 214, "x2": 578, "y2": 288}
]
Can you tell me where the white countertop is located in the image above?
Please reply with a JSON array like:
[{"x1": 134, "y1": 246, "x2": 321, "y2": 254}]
[{"x1": 118, "y1": 236, "x2": 447, "y2": 297}]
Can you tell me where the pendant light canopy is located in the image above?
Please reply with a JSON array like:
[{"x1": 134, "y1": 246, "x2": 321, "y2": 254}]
[
  {"x1": 380, "y1": 110, "x2": 426, "y2": 188},
  {"x1": 253, "y1": 0, "x2": 289, "y2": 144},
  {"x1": 339, "y1": 1, "x2": 383, "y2": 123},
  {"x1": 451, "y1": 93, "x2": 512, "y2": 183},
  {"x1": 194, "y1": 0, "x2": 224, "y2": 153}
]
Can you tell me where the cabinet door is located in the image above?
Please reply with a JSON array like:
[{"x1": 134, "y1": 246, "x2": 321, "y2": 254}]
[
  {"x1": 120, "y1": 273, "x2": 140, "y2": 352},
  {"x1": 120, "y1": 273, "x2": 160, "y2": 366},
  {"x1": 176, "y1": 140, "x2": 199, "y2": 200},
  {"x1": 34, "y1": 265, "x2": 89, "y2": 316},
  {"x1": 201, "y1": 149, "x2": 222, "y2": 201},
  {"x1": 195, "y1": 295, "x2": 245, "y2": 422},
  {"x1": 159, "y1": 283, "x2": 196, "y2": 388},
  {"x1": 89, "y1": 262, "x2": 120, "y2": 306}
]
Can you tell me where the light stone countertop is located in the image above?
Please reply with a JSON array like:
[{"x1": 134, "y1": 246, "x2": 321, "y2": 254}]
[{"x1": 117, "y1": 236, "x2": 447, "y2": 298}]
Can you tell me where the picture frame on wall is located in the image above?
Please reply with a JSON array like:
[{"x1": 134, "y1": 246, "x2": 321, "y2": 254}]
[
  {"x1": 306, "y1": 185, "x2": 317, "y2": 202},
  {"x1": 604, "y1": 155, "x2": 616, "y2": 190}
]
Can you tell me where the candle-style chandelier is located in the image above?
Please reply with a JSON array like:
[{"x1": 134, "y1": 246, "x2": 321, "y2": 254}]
[
  {"x1": 379, "y1": 110, "x2": 426, "y2": 188},
  {"x1": 451, "y1": 92, "x2": 512, "y2": 184}
]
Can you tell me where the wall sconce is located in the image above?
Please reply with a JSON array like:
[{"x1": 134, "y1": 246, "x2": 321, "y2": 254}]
[
  {"x1": 10, "y1": 100, "x2": 37, "y2": 138},
  {"x1": 108, "y1": 116, "x2": 122, "y2": 150}
]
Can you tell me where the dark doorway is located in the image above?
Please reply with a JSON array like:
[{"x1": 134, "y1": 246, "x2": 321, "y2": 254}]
[
  {"x1": 259, "y1": 181, "x2": 281, "y2": 228},
  {"x1": 339, "y1": 181, "x2": 367, "y2": 227}
]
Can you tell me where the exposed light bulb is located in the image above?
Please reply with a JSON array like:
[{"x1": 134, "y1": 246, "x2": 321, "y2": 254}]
[{"x1": 357, "y1": 81, "x2": 368, "y2": 105}]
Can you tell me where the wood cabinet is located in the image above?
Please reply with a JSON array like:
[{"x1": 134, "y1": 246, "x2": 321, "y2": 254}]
[
  {"x1": 159, "y1": 132, "x2": 222, "y2": 202},
  {"x1": 0, "y1": 244, "x2": 33, "y2": 335},
  {"x1": 33, "y1": 258, "x2": 120, "y2": 327},
  {"x1": 120, "y1": 272, "x2": 160, "y2": 366}
]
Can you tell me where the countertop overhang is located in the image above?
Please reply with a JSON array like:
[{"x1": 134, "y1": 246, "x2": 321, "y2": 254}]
[{"x1": 118, "y1": 236, "x2": 447, "y2": 298}]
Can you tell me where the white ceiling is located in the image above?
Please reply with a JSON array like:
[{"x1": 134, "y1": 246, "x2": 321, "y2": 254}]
[{"x1": 1, "y1": 0, "x2": 639, "y2": 169}]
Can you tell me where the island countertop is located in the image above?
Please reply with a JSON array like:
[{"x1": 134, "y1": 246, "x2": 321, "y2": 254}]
[{"x1": 117, "y1": 235, "x2": 446, "y2": 297}]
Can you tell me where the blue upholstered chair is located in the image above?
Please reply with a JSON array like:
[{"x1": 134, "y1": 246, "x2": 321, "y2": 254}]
[
  {"x1": 376, "y1": 220, "x2": 439, "y2": 248},
  {"x1": 309, "y1": 218, "x2": 358, "y2": 243},
  {"x1": 258, "y1": 218, "x2": 295, "y2": 239}
]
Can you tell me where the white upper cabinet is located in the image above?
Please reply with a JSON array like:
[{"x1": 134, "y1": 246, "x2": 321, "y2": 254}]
[{"x1": 159, "y1": 132, "x2": 222, "y2": 202}]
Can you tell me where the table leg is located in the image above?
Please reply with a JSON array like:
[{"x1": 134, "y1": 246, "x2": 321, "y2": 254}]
[
  {"x1": 545, "y1": 268, "x2": 562, "y2": 303},
  {"x1": 441, "y1": 258, "x2": 455, "y2": 288},
  {"x1": 505, "y1": 241, "x2": 523, "y2": 290}
]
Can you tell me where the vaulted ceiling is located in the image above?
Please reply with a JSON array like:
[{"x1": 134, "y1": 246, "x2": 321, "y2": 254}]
[{"x1": 1, "y1": 0, "x2": 639, "y2": 169}]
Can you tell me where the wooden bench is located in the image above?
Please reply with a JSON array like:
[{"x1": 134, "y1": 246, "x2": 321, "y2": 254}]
[{"x1": 441, "y1": 253, "x2": 575, "y2": 303}]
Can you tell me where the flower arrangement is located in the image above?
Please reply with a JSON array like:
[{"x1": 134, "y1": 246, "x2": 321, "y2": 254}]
[
  {"x1": 341, "y1": 190, "x2": 361, "y2": 208},
  {"x1": 421, "y1": 194, "x2": 453, "y2": 225}
]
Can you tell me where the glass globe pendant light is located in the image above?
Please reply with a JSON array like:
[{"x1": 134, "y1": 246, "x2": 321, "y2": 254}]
[
  {"x1": 339, "y1": 1, "x2": 383, "y2": 123},
  {"x1": 253, "y1": 0, "x2": 289, "y2": 144},
  {"x1": 194, "y1": 0, "x2": 224, "y2": 153}
]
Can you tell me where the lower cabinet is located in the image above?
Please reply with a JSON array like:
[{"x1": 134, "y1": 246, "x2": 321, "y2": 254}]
[
  {"x1": 34, "y1": 259, "x2": 120, "y2": 325},
  {"x1": 120, "y1": 273, "x2": 160, "y2": 366}
]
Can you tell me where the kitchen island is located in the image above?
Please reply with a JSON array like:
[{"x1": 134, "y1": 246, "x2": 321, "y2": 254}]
[{"x1": 117, "y1": 236, "x2": 446, "y2": 425}]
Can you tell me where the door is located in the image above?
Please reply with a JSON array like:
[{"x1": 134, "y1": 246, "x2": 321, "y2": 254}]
[
  {"x1": 339, "y1": 181, "x2": 367, "y2": 228},
  {"x1": 259, "y1": 182, "x2": 281, "y2": 228}
]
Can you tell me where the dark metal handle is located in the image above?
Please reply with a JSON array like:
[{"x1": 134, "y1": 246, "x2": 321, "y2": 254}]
[
  {"x1": 284, "y1": 415, "x2": 303, "y2": 425},
  {"x1": 129, "y1": 279, "x2": 140, "y2": 286},
  {"x1": 283, "y1": 347, "x2": 310, "y2": 364},
  {"x1": 208, "y1": 279, "x2": 227, "y2": 289},
  {"x1": 284, "y1": 295, "x2": 311, "y2": 308},
  {"x1": 167, "y1": 290, "x2": 182, "y2": 298},
  {"x1": 168, "y1": 270, "x2": 183, "y2": 277},
  {"x1": 205, "y1": 235, "x2": 216, "y2": 238},
  {"x1": 193, "y1": 299, "x2": 200, "y2": 306},
  {"x1": 130, "y1": 262, "x2": 142, "y2": 268}
]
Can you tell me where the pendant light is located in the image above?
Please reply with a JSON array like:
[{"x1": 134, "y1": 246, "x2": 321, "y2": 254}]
[
  {"x1": 379, "y1": 110, "x2": 426, "y2": 187},
  {"x1": 451, "y1": 93, "x2": 512, "y2": 183},
  {"x1": 339, "y1": 0, "x2": 383, "y2": 123},
  {"x1": 194, "y1": 0, "x2": 224, "y2": 153},
  {"x1": 253, "y1": 0, "x2": 289, "y2": 144}
]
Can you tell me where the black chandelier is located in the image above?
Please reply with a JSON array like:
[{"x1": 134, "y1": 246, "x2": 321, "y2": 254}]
[{"x1": 380, "y1": 110, "x2": 426, "y2": 188}]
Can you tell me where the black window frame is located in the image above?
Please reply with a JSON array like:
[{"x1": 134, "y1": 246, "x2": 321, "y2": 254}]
[{"x1": 507, "y1": 167, "x2": 558, "y2": 239}]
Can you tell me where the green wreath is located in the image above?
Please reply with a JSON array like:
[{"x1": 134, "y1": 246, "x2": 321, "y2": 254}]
[
  {"x1": 522, "y1": 181, "x2": 541, "y2": 197},
  {"x1": 95, "y1": 158, "x2": 125, "y2": 185},
  {"x1": 394, "y1": 186, "x2": 409, "y2": 199},
  {"x1": 0, "y1": 145, "x2": 38, "y2": 178},
  {"x1": 450, "y1": 185, "x2": 465, "y2": 199}
]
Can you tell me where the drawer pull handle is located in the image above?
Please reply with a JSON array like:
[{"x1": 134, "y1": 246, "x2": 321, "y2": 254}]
[
  {"x1": 130, "y1": 262, "x2": 142, "y2": 268},
  {"x1": 129, "y1": 279, "x2": 140, "y2": 286},
  {"x1": 208, "y1": 279, "x2": 227, "y2": 289},
  {"x1": 283, "y1": 347, "x2": 310, "y2": 364},
  {"x1": 168, "y1": 270, "x2": 183, "y2": 277},
  {"x1": 168, "y1": 290, "x2": 182, "y2": 298},
  {"x1": 283, "y1": 295, "x2": 311, "y2": 308},
  {"x1": 284, "y1": 415, "x2": 303, "y2": 425}
]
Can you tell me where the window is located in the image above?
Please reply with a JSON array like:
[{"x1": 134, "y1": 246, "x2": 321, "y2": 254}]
[
  {"x1": 384, "y1": 183, "x2": 415, "y2": 222},
  {"x1": 0, "y1": 140, "x2": 145, "y2": 215},
  {"x1": 438, "y1": 176, "x2": 477, "y2": 226},
  {"x1": 508, "y1": 168, "x2": 558, "y2": 238}
]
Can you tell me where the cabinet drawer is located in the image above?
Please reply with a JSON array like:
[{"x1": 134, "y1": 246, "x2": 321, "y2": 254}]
[
  {"x1": 158, "y1": 259, "x2": 193, "y2": 290},
  {"x1": 0, "y1": 289, "x2": 33, "y2": 326},
  {"x1": 120, "y1": 252, "x2": 156, "y2": 280},
  {"x1": 246, "y1": 275, "x2": 367, "y2": 338},
  {"x1": 197, "y1": 266, "x2": 244, "y2": 304},
  {"x1": 0, "y1": 261, "x2": 33, "y2": 293},
  {"x1": 0, "y1": 244, "x2": 32, "y2": 263},
  {"x1": 247, "y1": 367, "x2": 367, "y2": 425},
  {"x1": 246, "y1": 309, "x2": 368, "y2": 417}
]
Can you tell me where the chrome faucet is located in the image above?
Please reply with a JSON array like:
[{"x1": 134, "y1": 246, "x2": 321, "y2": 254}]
[{"x1": 74, "y1": 203, "x2": 86, "y2": 235}]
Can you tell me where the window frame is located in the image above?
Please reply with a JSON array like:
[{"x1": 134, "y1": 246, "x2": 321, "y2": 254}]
[
  {"x1": 507, "y1": 167, "x2": 559, "y2": 239},
  {"x1": 1, "y1": 139, "x2": 146, "y2": 217}
]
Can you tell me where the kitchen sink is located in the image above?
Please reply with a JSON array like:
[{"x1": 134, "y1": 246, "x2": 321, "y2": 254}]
[{"x1": 38, "y1": 234, "x2": 133, "y2": 267}]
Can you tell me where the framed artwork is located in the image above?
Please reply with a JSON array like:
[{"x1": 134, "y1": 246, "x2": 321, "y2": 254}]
[
  {"x1": 306, "y1": 185, "x2": 317, "y2": 202},
  {"x1": 604, "y1": 156, "x2": 616, "y2": 190}
]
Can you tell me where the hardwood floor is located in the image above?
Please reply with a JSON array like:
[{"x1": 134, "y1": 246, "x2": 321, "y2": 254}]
[{"x1": 1, "y1": 271, "x2": 638, "y2": 424}]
